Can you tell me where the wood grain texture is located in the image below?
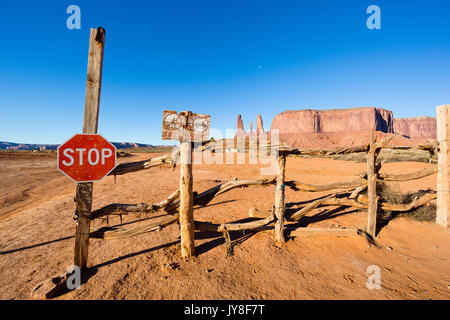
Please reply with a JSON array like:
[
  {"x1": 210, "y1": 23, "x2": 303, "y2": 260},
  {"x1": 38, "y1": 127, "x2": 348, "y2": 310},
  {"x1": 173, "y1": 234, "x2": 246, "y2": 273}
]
[
  {"x1": 195, "y1": 209, "x2": 275, "y2": 233},
  {"x1": 74, "y1": 182, "x2": 93, "y2": 269},
  {"x1": 366, "y1": 132, "x2": 380, "y2": 238},
  {"x1": 285, "y1": 177, "x2": 365, "y2": 192},
  {"x1": 90, "y1": 190, "x2": 179, "y2": 220},
  {"x1": 437, "y1": 104, "x2": 450, "y2": 227},
  {"x1": 274, "y1": 154, "x2": 286, "y2": 246},
  {"x1": 90, "y1": 214, "x2": 179, "y2": 239},
  {"x1": 74, "y1": 28, "x2": 105, "y2": 270},
  {"x1": 82, "y1": 27, "x2": 104, "y2": 134},
  {"x1": 357, "y1": 193, "x2": 437, "y2": 212},
  {"x1": 109, "y1": 153, "x2": 175, "y2": 176},
  {"x1": 377, "y1": 166, "x2": 437, "y2": 181},
  {"x1": 179, "y1": 141, "x2": 195, "y2": 258}
]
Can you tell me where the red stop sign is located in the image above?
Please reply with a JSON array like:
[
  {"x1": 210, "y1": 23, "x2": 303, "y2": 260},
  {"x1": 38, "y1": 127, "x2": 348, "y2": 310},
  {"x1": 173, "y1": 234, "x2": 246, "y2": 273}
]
[{"x1": 57, "y1": 134, "x2": 117, "y2": 183}]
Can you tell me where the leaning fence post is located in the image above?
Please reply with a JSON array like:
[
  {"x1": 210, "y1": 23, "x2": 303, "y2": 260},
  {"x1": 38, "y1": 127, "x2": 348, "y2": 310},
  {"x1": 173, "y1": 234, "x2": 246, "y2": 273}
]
[
  {"x1": 274, "y1": 152, "x2": 286, "y2": 246},
  {"x1": 436, "y1": 104, "x2": 450, "y2": 227},
  {"x1": 366, "y1": 132, "x2": 379, "y2": 238},
  {"x1": 73, "y1": 27, "x2": 105, "y2": 270}
]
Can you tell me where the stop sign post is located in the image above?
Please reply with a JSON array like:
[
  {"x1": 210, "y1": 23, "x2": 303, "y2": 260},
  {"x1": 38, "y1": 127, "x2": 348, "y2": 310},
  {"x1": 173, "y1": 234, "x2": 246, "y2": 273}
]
[{"x1": 58, "y1": 134, "x2": 117, "y2": 183}]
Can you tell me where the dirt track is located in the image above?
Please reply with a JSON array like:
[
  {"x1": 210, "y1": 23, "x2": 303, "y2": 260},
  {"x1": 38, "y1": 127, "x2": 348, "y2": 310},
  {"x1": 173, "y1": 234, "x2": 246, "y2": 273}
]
[{"x1": 0, "y1": 152, "x2": 448, "y2": 299}]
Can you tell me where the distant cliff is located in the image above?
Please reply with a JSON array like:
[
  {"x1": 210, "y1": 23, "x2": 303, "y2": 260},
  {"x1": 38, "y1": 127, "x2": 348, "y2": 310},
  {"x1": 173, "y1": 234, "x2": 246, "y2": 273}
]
[
  {"x1": 0, "y1": 141, "x2": 155, "y2": 150},
  {"x1": 393, "y1": 117, "x2": 437, "y2": 140},
  {"x1": 234, "y1": 107, "x2": 436, "y2": 149},
  {"x1": 270, "y1": 107, "x2": 394, "y2": 135}
]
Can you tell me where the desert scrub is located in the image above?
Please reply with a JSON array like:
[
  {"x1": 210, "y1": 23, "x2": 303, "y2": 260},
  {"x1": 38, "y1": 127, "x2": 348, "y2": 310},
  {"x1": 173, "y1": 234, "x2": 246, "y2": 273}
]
[{"x1": 374, "y1": 181, "x2": 436, "y2": 222}]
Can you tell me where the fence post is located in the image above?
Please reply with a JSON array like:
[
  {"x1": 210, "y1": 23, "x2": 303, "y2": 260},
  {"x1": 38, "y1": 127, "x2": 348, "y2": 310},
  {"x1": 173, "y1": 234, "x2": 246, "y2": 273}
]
[
  {"x1": 274, "y1": 152, "x2": 286, "y2": 246},
  {"x1": 366, "y1": 132, "x2": 379, "y2": 238},
  {"x1": 436, "y1": 105, "x2": 450, "y2": 227},
  {"x1": 73, "y1": 27, "x2": 105, "y2": 270},
  {"x1": 179, "y1": 140, "x2": 195, "y2": 257}
]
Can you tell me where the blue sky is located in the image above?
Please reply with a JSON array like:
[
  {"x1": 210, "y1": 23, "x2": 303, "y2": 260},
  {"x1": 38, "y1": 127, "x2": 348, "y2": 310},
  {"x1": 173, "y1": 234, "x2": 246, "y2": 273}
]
[{"x1": 0, "y1": 0, "x2": 449, "y2": 145}]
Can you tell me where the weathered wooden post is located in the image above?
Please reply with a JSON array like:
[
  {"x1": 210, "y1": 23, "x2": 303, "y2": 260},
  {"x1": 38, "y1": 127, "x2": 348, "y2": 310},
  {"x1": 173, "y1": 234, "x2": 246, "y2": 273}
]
[
  {"x1": 179, "y1": 136, "x2": 195, "y2": 258},
  {"x1": 74, "y1": 27, "x2": 105, "y2": 270},
  {"x1": 274, "y1": 152, "x2": 286, "y2": 246},
  {"x1": 366, "y1": 132, "x2": 379, "y2": 238},
  {"x1": 162, "y1": 110, "x2": 210, "y2": 258},
  {"x1": 436, "y1": 104, "x2": 449, "y2": 227}
]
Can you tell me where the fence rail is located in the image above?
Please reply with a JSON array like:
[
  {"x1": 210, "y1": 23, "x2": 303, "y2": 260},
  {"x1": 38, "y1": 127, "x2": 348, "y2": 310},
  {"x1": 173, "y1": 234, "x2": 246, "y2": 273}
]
[{"x1": 87, "y1": 133, "x2": 440, "y2": 245}]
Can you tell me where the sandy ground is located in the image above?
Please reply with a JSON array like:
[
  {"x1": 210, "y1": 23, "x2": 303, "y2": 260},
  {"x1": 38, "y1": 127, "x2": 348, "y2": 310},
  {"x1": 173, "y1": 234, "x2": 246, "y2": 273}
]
[{"x1": 0, "y1": 151, "x2": 448, "y2": 300}]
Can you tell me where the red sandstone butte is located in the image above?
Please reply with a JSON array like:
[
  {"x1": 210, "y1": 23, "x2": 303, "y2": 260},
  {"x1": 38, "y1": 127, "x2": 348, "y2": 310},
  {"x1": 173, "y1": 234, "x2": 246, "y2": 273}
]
[
  {"x1": 270, "y1": 107, "x2": 394, "y2": 135},
  {"x1": 235, "y1": 108, "x2": 436, "y2": 149},
  {"x1": 393, "y1": 117, "x2": 437, "y2": 140},
  {"x1": 267, "y1": 107, "x2": 396, "y2": 148}
]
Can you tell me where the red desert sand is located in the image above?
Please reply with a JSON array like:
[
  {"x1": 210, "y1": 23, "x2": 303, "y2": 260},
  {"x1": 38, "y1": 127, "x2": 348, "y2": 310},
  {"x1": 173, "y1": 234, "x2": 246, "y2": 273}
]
[{"x1": 0, "y1": 151, "x2": 448, "y2": 299}]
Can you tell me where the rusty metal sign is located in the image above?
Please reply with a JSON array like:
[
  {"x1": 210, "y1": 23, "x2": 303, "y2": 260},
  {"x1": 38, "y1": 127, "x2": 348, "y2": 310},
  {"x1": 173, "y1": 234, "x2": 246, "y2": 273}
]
[
  {"x1": 57, "y1": 134, "x2": 117, "y2": 183},
  {"x1": 162, "y1": 110, "x2": 210, "y2": 141}
]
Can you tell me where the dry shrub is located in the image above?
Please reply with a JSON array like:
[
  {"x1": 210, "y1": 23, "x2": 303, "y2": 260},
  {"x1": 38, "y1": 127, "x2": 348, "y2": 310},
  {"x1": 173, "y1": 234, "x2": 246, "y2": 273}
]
[
  {"x1": 397, "y1": 204, "x2": 436, "y2": 222},
  {"x1": 374, "y1": 181, "x2": 436, "y2": 222}
]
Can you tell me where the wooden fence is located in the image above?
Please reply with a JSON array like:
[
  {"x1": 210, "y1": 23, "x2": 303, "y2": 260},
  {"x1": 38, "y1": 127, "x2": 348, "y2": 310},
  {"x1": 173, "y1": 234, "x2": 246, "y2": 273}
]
[
  {"x1": 86, "y1": 134, "x2": 440, "y2": 249},
  {"x1": 70, "y1": 28, "x2": 449, "y2": 275}
]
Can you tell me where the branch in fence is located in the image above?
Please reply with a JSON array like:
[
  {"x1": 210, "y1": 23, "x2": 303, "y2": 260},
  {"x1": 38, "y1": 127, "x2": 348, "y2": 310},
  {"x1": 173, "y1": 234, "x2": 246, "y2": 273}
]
[
  {"x1": 349, "y1": 184, "x2": 367, "y2": 199},
  {"x1": 284, "y1": 144, "x2": 370, "y2": 156},
  {"x1": 288, "y1": 191, "x2": 436, "y2": 221},
  {"x1": 357, "y1": 193, "x2": 437, "y2": 212},
  {"x1": 383, "y1": 142, "x2": 439, "y2": 152},
  {"x1": 358, "y1": 166, "x2": 438, "y2": 182},
  {"x1": 90, "y1": 189, "x2": 180, "y2": 220},
  {"x1": 282, "y1": 140, "x2": 438, "y2": 157},
  {"x1": 161, "y1": 177, "x2": 277, "y2": 214},
  {"x1": 198, "y1": 139, "x2": 288, "y2": 153},
  {"x1": 196, "y1": 138, "x2": 372, "y2": 156},
  {"x1": 91, "y1": 177, "x2": 276, "y2": 221},
  {"x1": 90, "y1": 213, "x2": 180, "y2": 239},
  {"x1": 92, "y1": 174, "x2": 366, "y2": 222},
  {"x1": 109, "y1": 152, "x2": 176, "y2": 176},
  {"x1": 194, "y1": 208, "x2": 275, "y2": 233},
  {"x1": 289, "y1": 196, "x2": 367, "y2": 221},
  {"x1": 285, "y1": 178, "x2": 366, "y2": 192},
  {"x1": 91, "y1": 205, "x2": 276, "y2": 240},
  {"x1": 378, "y1": 166, "x2": 438, "y2": 181},
  {"x1": 250, "y1": 191, "x2": 351, "y2": 219},
  {"x1": 194, "y1": 138, "x2": 216, "y2": 151},
  {"x1": 88, "y1": 191, "x2": 436, "y2": 241},
  {"x1": 191, "y1": 177, "x2": 277, "y2": 207}
]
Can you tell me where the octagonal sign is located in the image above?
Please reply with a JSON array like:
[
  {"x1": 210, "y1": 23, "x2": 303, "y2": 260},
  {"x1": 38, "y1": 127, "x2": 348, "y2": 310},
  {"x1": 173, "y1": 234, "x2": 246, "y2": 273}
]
[{"x1": 57, "y1": 134, "x2": 117, "y2": 183}]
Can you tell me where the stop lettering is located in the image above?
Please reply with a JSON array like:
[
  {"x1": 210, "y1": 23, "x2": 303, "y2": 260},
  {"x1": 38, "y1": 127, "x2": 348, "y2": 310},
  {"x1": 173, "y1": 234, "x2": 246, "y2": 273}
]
[{"x1": 57, "y1": 134, "x2": 117, "y2": 183}]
